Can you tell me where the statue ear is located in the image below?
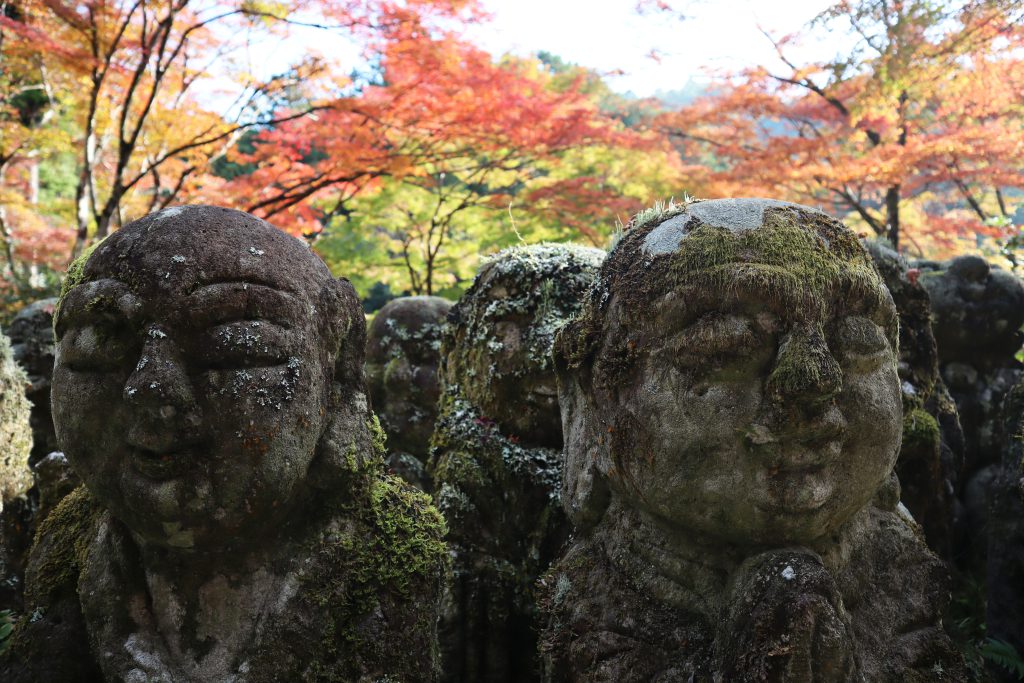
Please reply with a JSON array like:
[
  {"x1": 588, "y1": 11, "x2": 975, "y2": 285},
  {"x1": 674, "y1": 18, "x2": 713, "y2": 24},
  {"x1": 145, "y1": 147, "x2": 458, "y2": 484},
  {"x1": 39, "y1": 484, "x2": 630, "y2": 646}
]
[
  {"x1": 318, "y1": 277, "x2": 366, "y2": 390},
  {"x1": 309, "y1": 277, "x2": 373, "y2": 492},
  {"x1": 556, "y1": 355, "x2": 612, "y2": 531}
]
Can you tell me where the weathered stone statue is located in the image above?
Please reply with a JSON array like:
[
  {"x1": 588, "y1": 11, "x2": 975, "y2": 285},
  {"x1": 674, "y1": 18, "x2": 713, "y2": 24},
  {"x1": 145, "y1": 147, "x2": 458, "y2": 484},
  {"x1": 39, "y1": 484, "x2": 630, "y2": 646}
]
[
  {"x1": 542, "y1": 199, "x2": 965, "y2": 681},
  {"x1": 865, "y1": 242, "x2": 962, "y2": 562},
  {"x1": 429, "y1": 244, "x2": 604, "y2": 682},
  {"x1": 988, "y1": 376, "x2": 1024, "y2": 678},
  {"x1": 1, "y1": 205, "x2": 448, "y2": 682},
  {"x1": 0, "y1": 327, "x2": 33, "y2": 613},
  {"x1": 8, "y1": 298, "x2": 60, "y2": 464},
  {"x1": 366, "y1": 295, "x2": 451, "y2": 490},
  {"x1": 915, "y1": 255, "x2": 1024, "y2": 566}
]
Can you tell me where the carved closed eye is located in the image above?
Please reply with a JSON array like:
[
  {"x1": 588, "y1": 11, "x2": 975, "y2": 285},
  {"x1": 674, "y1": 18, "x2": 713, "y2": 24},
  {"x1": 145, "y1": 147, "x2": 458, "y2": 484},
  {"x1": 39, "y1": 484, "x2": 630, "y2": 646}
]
[
  {"x1": 673, "y1": 312, "x2": 777, "y2": 372},
  {"x1": 60, "y1": 322, "x2": 137, "y2": 373},
  {"x1": 198, "y1": 320, "x2": 292, "y2": 370},
  {"x1": 833, "y1": 316, "x2": 889, "y2": 368}
]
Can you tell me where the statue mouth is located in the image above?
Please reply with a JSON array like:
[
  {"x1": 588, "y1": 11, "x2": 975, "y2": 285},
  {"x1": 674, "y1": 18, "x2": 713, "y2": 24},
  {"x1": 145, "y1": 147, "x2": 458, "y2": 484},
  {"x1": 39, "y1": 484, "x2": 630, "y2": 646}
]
[
  {"x1": 127, "y1": 445, "x2": 199, "y2": 480},
  {"x1": 758, "y1": 467, "x2": 837, "y2": 513}
]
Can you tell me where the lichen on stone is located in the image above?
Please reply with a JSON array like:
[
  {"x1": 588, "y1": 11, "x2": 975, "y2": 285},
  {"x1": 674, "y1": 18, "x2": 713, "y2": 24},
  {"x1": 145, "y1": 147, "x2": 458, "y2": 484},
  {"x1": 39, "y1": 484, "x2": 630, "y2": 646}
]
[{"x1": 0, "y1": 329, "x2": 32, "y2": 506}]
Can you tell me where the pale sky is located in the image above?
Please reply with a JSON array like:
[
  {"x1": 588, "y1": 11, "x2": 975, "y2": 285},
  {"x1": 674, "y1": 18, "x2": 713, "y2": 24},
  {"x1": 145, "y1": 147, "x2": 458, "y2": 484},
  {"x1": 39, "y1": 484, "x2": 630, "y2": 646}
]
[
  {"x1": 209, "y1": 0, "x2": 849, "y2": 107},
  {"x1": 468, "y1": 0, "x2": 846, "y2": 96}
]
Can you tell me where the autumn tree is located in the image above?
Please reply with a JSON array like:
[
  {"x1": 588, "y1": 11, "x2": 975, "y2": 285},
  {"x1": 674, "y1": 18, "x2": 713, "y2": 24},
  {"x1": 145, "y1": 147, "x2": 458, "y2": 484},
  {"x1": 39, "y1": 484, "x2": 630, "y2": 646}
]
[
  {"x1": 0, "y1": 0, "x2": 476, "y2": 258},
  {"x1": 240, "y1": 35, "x2": 685, "y2": 295},
  {"x1": 659, "y1": 0, "x2": 1024, "y2": 254}
]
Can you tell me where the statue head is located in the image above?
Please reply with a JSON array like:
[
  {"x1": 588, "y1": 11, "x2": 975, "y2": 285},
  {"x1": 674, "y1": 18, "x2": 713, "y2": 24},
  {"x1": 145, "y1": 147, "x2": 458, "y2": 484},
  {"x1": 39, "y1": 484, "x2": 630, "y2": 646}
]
[
  {"x1": 52, "y1": 205, "x2": 367, "y2": 551},
  {"x1": 555, "y1": 199, "x2": 902, "y2": 546},
  {"x1": 441, "y1": 244, "x2": 605, "y2": 448},
  {"x1": 365, "y1": 296, "x2": 451, "y2": 459}
]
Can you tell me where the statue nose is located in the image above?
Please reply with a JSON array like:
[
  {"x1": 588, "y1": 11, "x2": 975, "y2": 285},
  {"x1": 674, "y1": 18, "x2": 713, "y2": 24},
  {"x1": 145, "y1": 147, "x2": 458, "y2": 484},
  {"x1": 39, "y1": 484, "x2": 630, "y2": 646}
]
[
  {"x1": 123, "y1": 325, "x2": 196, "y2": 413},
  {"x1": 766, "y1": 323, "x2": 842, "y2": 407}
]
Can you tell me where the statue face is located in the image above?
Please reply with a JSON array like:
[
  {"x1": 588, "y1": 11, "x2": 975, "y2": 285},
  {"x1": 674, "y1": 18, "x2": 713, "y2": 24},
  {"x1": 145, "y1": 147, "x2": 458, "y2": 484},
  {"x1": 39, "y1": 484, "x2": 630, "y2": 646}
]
[
  {"x1": 52, "y1": 207, "x2": 342, "y2": 550},
  {"x1": 365, "y1": 297, "x2": 449, "y2": 458},
  {"x1": 446, "y1": 245, "x2": 605, "y2": 448},
  {"x1": 614, "y1": 279, "x2": 901, "y2": 544}
]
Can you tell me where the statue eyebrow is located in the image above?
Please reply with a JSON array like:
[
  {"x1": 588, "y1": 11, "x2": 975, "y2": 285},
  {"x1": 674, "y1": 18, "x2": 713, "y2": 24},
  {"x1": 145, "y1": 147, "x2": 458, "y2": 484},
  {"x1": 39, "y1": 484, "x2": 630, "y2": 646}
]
[
  {"x1": 55, "y1": 278, "x2": 139, "y2": 338},
  {"x1": 187, "y1": 281, "x2": 301, "y2": 328}
]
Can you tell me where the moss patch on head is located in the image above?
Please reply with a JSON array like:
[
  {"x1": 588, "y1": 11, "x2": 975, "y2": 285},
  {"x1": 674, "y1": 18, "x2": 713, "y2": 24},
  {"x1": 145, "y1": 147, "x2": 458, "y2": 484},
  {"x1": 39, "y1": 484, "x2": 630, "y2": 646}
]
[
  {"x1": 441, "y1": 242, "x2": 604, "y2": 445},
  {"x1": 556, "y1": 200, "x2": 896, "y2": 389},
  {"x1": 55, "y1": 241, "x2": 102, "y2": 316}
]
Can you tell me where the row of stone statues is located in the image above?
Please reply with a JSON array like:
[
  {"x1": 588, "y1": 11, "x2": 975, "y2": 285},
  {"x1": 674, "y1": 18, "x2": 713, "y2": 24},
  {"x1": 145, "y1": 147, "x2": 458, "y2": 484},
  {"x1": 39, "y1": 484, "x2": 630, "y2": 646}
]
[{"x1": 0, "y1": 199, "x2": 1021, "y2": 681}]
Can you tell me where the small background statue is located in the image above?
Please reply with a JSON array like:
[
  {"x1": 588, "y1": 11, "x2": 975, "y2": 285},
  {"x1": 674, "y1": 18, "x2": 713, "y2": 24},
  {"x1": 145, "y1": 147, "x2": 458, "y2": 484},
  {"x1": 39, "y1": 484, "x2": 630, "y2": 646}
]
[
  {"x1": 7, "y1": 298, "x2": 60, "y2": 465},
  {"x1": 366, "y1": 295, "x2": 451, "y2": 490},
  {"x1": 864, "y1": 242, "x2": 962, "y2": 562},
  {"x1": 2, "y1": 205, "x2": 448, "y2": 682},
  {"x1": 542, "y1": 198, "x2": 966, "y2": 681},
  {"x1": 915, "y1": 255, "x2": 1024, "y2": 569},
  {"x1": 429, "y1": 243, "x2": 604, "y2": 682}
]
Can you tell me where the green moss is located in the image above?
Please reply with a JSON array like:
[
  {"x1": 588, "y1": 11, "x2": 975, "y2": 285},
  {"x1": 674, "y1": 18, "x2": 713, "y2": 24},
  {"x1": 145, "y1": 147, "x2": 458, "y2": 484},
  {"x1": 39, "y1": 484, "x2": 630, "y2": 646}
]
[
  {"x1": 627, "y1": 197, "x2": 691, "y2": 234},
  {"x1": 0, "y1": 331, "x2": 32, "y2": 502},
  {"x1": 556, "y1": 201, "x2": 896, "y2": 387},
  {"x1": 902, "y1": 408, "x2": 941, "y2": 453},
  {"x1": 23, "y1": 486, "x2": 101, "y2": 605},
  {"x1": 443, "y1": 243, "x2": 604, "y2": 403},
  {"x1": 54, "y1": 240, "x2": 103, "y2": 325},
  {"x1": 367, "y1": 413, "x2": 387, "y2": 460},
  {"x1": 767, "y1": 327, "x2": 842, "y2": 398}
]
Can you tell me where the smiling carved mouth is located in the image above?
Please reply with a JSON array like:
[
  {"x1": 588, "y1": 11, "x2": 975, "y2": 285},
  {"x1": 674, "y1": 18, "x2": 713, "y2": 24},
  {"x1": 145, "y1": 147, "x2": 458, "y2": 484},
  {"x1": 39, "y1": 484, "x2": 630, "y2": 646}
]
[{"x1": 128, "y1": 446, "x2": 199, "y2": 480}]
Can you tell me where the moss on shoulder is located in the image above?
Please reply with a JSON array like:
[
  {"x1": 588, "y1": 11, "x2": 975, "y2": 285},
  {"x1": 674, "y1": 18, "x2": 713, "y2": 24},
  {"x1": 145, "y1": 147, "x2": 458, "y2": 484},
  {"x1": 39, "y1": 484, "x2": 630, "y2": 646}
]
[{"x1": 23, "y1": 486, "x2": 103, "y2": 605}]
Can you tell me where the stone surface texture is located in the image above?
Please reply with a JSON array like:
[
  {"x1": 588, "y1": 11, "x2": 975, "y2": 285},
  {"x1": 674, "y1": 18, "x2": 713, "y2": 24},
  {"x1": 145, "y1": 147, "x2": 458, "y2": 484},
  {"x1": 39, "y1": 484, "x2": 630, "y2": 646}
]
[
  {"x1": 7, "y1": 298, "x2": 59, "y2": 464},
  {"x1": 0, "y1": 327, "x2": 33, "y2": 614},
  {"x1": 987, "y1": 377, "x2": 1024, "y2": 672},
  {"x1": 541, "y1": 198, "x2": 965, "y2": 682},
  {"x1": 916, "y1": 255, "x2": 1024, "y2": 569},
  {"x1": 1, "y1": 205, "x2": 448, "y2": 682},
  {"x1": 365, "y1": 295, "x2": 451, "y2": 490},
  {"x1": 865, "y1": 241, "x2": 962, "y2": 561},
  {"x1": 429, "y1": 243, "x2": 604, "y2": 682}
]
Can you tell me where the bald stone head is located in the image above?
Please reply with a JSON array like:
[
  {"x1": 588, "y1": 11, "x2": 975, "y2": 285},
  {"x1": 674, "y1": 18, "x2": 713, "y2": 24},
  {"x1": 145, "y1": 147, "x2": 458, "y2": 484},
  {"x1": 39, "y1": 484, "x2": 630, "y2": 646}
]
[
  {"x1": 555, "y1": 198, "x2": 902, "y2": 545},
  {"x1": 52, "y1": 205, "x2": 364, "y2": 551}
]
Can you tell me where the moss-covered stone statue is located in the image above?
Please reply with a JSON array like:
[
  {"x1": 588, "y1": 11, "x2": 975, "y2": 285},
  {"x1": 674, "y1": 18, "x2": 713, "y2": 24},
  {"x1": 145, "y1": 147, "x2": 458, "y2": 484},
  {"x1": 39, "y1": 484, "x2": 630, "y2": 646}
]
[
  {"x1": 541, "y1": 199, "x2": 966, "y2": 681},
  {"x1": 8, "y1": 298, "x2": 60, "y2": 465},
  {"x1": 915, "y1": 255, "x2": 1024, "y2": 567},
  {"x1": 988, "y1": 376, "x2": 1024, "y2": 677},
  {"x1": 0, "y1": 327, "x2": 33, "y2": 614},
  {"x1": 1, "y1": 205, "x2": 448, "y2": 682},
  {"x1": 366, "y1": 295, "x2": 451, "y2": 490},
  {"x1": 429, "y1": 244, "x2": 604, "y2": 682},
  {"x1": 864, "y1": 242, "x2": 962, "y2": 562}
]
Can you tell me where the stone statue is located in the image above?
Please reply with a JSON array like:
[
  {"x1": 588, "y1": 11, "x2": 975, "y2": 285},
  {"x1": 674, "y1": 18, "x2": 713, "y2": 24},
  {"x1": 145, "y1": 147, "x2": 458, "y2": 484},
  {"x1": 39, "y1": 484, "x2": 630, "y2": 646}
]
[
  {"x1": 0, "y1": 327, "x2": 33, "y2": 613},
  {"x1": 365, "y1": 295, "x2": 451, "y2": 490},
  {"x1": 2, "y1": 205, "x2": 448, "y2": 682},
  {"x1": 8, "y1": 298, "x2": 60, "y2": 464},
  {"x1": 988, "y1": 376, "x2": 1024, "y2": 678},
  {"x1": 915, "y1": 255, "x2": 1024, "y2": 568},
  {"x1": 541, "y1": 199, "x2": 965, "y2": 681},
  {"x1": 865, "y1": 242, "x2": 962, "y2": 562},
  {"x1": 429, "y1": 244, "x2": 604, "y2": 682}
]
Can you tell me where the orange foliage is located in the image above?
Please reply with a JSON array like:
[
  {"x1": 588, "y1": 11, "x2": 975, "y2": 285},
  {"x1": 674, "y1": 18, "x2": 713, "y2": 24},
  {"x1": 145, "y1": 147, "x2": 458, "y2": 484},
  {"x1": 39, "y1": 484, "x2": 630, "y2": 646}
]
[{"x1": 658, "y1": 0, "x2": 1024, "y2": 257}]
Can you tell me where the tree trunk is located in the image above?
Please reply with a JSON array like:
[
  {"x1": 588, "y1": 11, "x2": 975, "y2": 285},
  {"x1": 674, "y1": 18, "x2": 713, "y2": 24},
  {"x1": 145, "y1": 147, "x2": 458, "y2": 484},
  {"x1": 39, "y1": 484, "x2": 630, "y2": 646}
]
[{"x1": 885, "y1": 185, "x2": 901, "y2": 250}]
